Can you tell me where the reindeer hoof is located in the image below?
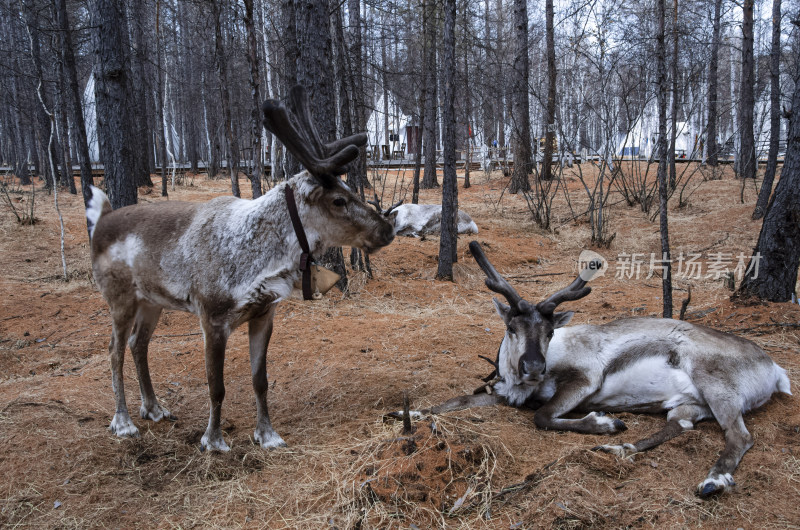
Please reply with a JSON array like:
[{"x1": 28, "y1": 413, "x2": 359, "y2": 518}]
[
  {"x1": 109, "y1": 413, "x2": 140, "y2": 438},
  {"x1": 140, "y1": 403, "x2": 176, "y2": 422},
  {"x1": 586, "y1": 411, "x2": 626, "y2": 433},
  {"x1": 383, "y1": 410, "x2": 426, "y2": 422},
  {"x1": 594, "y1": 443, "x2": 637, "y2": 458},
  {"x1": 200, "y1": 432, "x2": 230, "y2": 452},
  {"x1": 699, "y1": 482, "x2": 722, "y2": 498},
  {"x1": 255, "y1": 429, "x2": 287, "y2": 450},
  {"x1": 697, "y1": 473, "x2": 735, "y2": 498}
]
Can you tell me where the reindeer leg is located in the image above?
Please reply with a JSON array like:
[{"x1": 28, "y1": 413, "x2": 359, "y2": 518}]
[
  {"x1": 697, "y1": 408, "x2": 753, "y2": 497},
  {"x1": 108, "y1": 304, "x2": 139, "y2": 438},
  {"x1": 431, "y1": 392, "x2": 504, "y2": 414},
  {"x1": 200, "y1": 319, "x2": 231, "y2": 452},
  {"x1": 534, "y1": 375, "x2": 626, "y2": 434},
  {"x1": 384, "y1": 392, "x2": 503, "y2": 421},
  {"x1": 595, "y1": 403, "x2": 710, "y2": 458},
  {"x1": 248, "y1": 305, "x2": 287, "y2": 449},
  {"x1": 129, "y1": 303, "x2": 175, "y2": 423}
]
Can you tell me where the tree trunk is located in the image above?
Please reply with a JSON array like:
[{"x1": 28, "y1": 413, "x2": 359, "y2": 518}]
[
  {"x1": 181, "y1": 2, "x2": 199, "y2": 175},
  {"x1": 739, "y1": 0, "x2": 756, "y2": 180},
  {"x1": 244, "y1": 0, "x2": 263, "y2": 199},
  {"x1": 412, "y1": 3, "x2": 429, "y2": 203},
  {"x1": 753, "y1": 0, "x2": 782, "y2": 220},
  {"x1": 155, "y1": 0, "x2": 168, "y2": 197},
  {"x1": 23, "y1": 1, "x2": 60, "y2": 189},
  {"x1": 280, "y1": 0, "x2": 301, "y2": 177},
  {"x1": 296, "y1": 0, "x2": 347, "y2": 291},
  {"x1": 729, "y1": 44, "x2": 739, "y2": 173},
  {"x1": 438, "y1": 0, "x2": 458, "y2": 281},
  {"x1": 6, "y1": 24, "x2": 31, "y2": 188},
  {"x1": 421, "y1": 0, "x2": 439, "y2": 189},
  {"x1": 55, "y1": 66, "x2": 76, "y2": 194},
  {"x1": 127, "y1": 0, "x2": 154, "y2": 187},
  {"x1": 6, "y1": 17, "x2": 31, "y2": 187},
  {"x1": 541, "y1": 0, "x2": 556, "y2": 182},
  {"x1": 332, "y1": 0, "x2": 366, "y2": 274},
  {"x1": 295, "y1": 0, "x2": 336, "y2": 144},
  {"x1": 656, "y1": 0, "x2": 673, "y2": 318},
  {"x1": 668, "y1": 0, "x2": 678, "y2": 190},
  {"x1": 91, "y1": 0, "x2": 138, "y2": 209},
  {"x1": 332, "y1": 2, "x2": 353, "y2": 146},
  {"x1": 705, "y1": 0, "x2": 722, "y2": 167},
  {"x1": 496, "y1": 0, "x2": 505, "y2": 149},
  {"x1": 737, "y1": 74, "x2": 800, "y2": 302},
  {"x1": 381, "y1": 25, "x2": 389, "y2": 152},
  {"x1": 481, "y1": 0, "x2": 493, "y2": 149},
  {"x1": 201, "y1": 68, "x2": 219, "y2": 180},
  {"x1": 213, "y1": 2, "x2": 240, "y2": 197},
  {"x1": 347, "y1": 0, "x2": 370, "y2": 191},
  {"x1": 263, "y1": 4, "x2": 283, "y2": 185},
  {"x1": 509, "y1": 0, "x2": 531, "y2": 193},
  {"x1": 463, "y1": 7, "x2": 472, "y2": 190}
]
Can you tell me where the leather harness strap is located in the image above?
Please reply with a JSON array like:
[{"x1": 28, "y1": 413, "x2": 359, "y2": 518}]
[
  {"x1": 284, "y1": 185, "x2": 314, "y2": 301},
  {"x1": 479, "y1": 343, "x2": 502, "y2": 382}
]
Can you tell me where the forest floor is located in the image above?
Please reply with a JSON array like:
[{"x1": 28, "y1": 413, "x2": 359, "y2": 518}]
[{"x1": 1, "y1": 163, "x2": 799, "y2": 529}]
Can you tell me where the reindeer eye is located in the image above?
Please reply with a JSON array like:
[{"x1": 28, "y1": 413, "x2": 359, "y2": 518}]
[
  {"x1": 547, "y1": 330, "x2": 554, "y2": 339},
  {"x1": 333, "y1": 198, "x2": 346, "y2": 207}
]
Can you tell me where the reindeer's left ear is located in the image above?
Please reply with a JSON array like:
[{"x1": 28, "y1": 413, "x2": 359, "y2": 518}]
[
  {"x1": 553, "y1": 311, "x2": 574, "y2": 328},
  {"x1": 493, "y1": 297, "x2": 513, "y2": 324}
]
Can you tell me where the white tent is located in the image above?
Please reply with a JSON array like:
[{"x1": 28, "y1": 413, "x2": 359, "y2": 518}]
[
  {"x1": 82, "y1": 74, "x2": 100, "y2": 162},
  {"x1": 615, "y1": 112, "x2": 694, "y2": 159},
  {"x1": 366, "y1": 91, "x2": 413, "y2": 158}
]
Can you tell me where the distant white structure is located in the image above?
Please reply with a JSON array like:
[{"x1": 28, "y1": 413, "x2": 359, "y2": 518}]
[
  {"x1": 82, "y1": 74, "x2": 100, "y2": 162},
  {"x1": 366, "y1": 92, "x2": 413, "y2": 158},
  {"x1": 615, "y1": 113, "x2": 698, "y2": 159}
]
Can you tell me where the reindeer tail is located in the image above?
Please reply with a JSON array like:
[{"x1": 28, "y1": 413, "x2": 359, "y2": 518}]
[
  {"x1": 86, "y1": 185, "x2": 111, "y2": 240},
  {"x1": 775, "y1": 363, "x2": 792, "y2": 395}
]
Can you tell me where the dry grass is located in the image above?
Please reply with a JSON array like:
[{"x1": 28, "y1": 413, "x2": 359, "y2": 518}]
[{"x1": 1, "y1": 165, "x2": 799, "y2": 528}]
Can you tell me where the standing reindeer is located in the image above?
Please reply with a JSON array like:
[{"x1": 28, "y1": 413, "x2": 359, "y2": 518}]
[
  {"x1": 87, "y1": 86, "x2": 395, "y2": 451},
  {"x1": 394, "y1": 241, "x2": 791, "y2": 497}
]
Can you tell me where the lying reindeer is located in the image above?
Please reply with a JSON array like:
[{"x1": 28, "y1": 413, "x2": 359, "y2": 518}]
[
  {"x1": 393, "y1": 241, "x2": 791, "y2": 497},
  {"x1": 368, "y1": 195, "x2": 478, "y2": 237},
  {"x1": 87, "y1": 86, "x2": 395, "y2": 451}
]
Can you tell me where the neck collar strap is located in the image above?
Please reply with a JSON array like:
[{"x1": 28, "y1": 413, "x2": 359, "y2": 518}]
[{"x1": 284, "y1": 185, "x2": 314, "y2": 300}]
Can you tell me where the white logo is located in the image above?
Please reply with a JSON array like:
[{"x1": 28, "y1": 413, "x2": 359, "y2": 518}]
[{"x1": 578, "y1": 250, "x2": 608, "y2": 282}]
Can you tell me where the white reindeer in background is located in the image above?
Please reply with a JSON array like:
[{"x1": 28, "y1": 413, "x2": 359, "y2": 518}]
[
  {"x1": 393, "y1": 241, "x2": 791, "y2": 497},
  {"x1": 367, "y1": 195, "x2": 478, "y2": 237},
  {"x1": 87, "y1": 86, "x2": 395, "y2": 451}
]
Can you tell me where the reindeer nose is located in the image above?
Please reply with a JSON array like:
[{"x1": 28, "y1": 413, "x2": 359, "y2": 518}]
[
  {"x1": 520, "y1": 359, "x2": 546, "y2": 380},
  {"x1": 380, "y1": 221, "x2": 395, "y2": 244}
]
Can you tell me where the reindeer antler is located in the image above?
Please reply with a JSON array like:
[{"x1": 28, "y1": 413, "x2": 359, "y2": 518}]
[
  {"x1": 384, "y1": 199, "x2": 404, "y2": 215},
  {"x1": 367, "y1": 193, "x2": 404, "y2": 216},
  {"x1": 367, "y1": 194, "x2": 382, "y2": 211},
  {"x1": 471, "y1": 240, "x2": 596, "y2": 316},
  {"x1": 535, "y1": 262, "x2": 597, "y2": 316},
  {"x1": 262, "y1": 85, "x2": 367, "y2": 185},
  {"x1": 469, "y1": 241, "x2": 524, "y2": 310}
]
